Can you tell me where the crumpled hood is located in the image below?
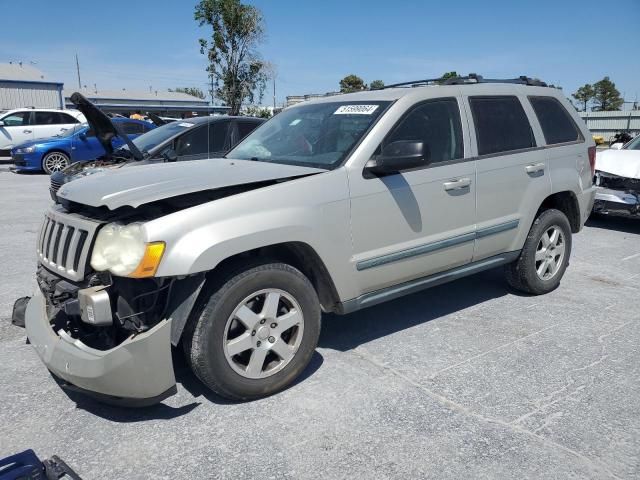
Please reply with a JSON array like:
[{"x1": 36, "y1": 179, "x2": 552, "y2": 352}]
[
  {"x1": 56, "y1": 159, "x2": 326, "y2": 210},
  {"x1": 596, "y1": 149, "x2": 640, "y2": 179}
]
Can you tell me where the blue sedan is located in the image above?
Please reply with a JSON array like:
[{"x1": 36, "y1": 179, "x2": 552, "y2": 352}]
[{"x1": 11, "y1": 118, "x2": 155, "y2": 174}]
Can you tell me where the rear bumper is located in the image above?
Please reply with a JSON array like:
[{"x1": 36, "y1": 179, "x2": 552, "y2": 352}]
[
  {"x1": 593, "y1": 186, "x2": 640, "y2": 218},
  {"x1": 25, "y1": 288, "x2": 177, "y2": 405}
]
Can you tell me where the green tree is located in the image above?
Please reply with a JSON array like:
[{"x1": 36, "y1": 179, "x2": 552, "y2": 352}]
[
  {"x1": 245, "y1": 105, "x2": 272, "y2": 118},
  {"x1": 369, "y1": 79, "x2": 385, "y2": 90},
  {"x1": 592, "y1": 77, "x2": 624, "y2": 111},
  {"x1": 572, "y1": 84, "x2": 594, "y2": 112},
  {"x1": 440, "y1": 71, "x2": 458, "y2": 80},
  {"x1": 170, "y1": 87, "x2": 206, "y2": 99},
  {"x1": 195, "y1": 0, "x2": 268, "y2": 115},
  {"x1": 339, "y1": 74, "x2": 366, "y2": 93}
]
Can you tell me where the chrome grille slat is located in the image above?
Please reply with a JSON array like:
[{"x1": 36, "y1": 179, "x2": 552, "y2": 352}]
[
  {"x1": 55, "y1": 225, "x2": 70, "y2": 267},
  {"x1": 37, "y1": 207, "x2": 101, "y2": 281}
]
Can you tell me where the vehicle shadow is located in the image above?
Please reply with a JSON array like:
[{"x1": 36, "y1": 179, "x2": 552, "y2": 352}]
[
  {"x1": 319, "y1": 266, "x2": 511, "y2": 352},
  {"x1": 586, "y1": 215, "x2": 640, "y2": 235}
]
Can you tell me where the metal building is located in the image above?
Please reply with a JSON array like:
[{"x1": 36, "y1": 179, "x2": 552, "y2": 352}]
[
  {"x1": 580, "y1": 111, "x2": 640, "y2": 141},
  {"x1": 63, "y1": 88, "x2": 229, "y2": 117},
  {"x1": 0, "y1": 63, "x2": 64, "y2": 110}
]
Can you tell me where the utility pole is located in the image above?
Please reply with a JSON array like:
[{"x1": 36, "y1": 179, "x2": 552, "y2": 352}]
[
  {"x1": 273, "y1": 73, "x2": 276, "y2": 110},
  {"x1": 75, "y1": 53, "x2": 82, "y2": 89}
]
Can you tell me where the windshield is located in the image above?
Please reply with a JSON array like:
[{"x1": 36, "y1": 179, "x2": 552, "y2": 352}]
[
  {"x1": 56, "y1": 123, "x2": 87, "y2": 138},
  {"x1": 132, "y1": 120, "x2": 198, "y2": 153},
  {"x1": 624, "y1": 135, "x2": 640, "y2": 150},
  {"x1": 226, "y1": 101, "x2": 391, "y2": 169}
]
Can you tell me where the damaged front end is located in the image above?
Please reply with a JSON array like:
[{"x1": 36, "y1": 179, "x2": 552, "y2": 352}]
[
  {"x1": 593, "y1": 171, "x2": 640, "y2": 218},
  {"x1": 25, "y1": 206, "x2": 206, "y2": 405}
]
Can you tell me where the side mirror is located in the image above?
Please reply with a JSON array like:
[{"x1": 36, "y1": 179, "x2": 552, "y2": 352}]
[
  {"x1": 610, "y1": 142, "x2": 624, "y2": 150},
  {"x1": 365, "y1": 140, "x2": 429, "y2": 177},
  {"x1": 0, "y1": 120, "x2": 5, "y2": 127},
  {"x1": 162, "y1": 148, "x2": 178, "y2": 162}
]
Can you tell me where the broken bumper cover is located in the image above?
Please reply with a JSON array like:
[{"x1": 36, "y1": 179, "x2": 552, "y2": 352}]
[
  {"x1": 25, "y1": 288, "x2": 177, "y2": 406},
  {"x1": 593, "y1": 186, "x2": 640, "y2": 218}
]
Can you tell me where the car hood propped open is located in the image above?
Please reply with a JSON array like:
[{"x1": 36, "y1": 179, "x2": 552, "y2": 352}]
[
  {"x1": 56, "y1": 159, "x2": 326, "y2": 210},
  {"x1": 595, "y1": 149, "x2": 640, "y2": 179}
]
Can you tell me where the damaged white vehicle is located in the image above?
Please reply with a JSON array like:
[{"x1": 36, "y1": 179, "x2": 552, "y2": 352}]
[{"x1": 593, "y1": 135, "x2": 640, "y2": 217}]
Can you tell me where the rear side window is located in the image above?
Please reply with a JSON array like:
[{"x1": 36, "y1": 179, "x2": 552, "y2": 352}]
[
  {"x1": 59, "y1": 113, "x2": 80, "y2": 124},
  {"x1": 529, "y1": 96, "x2": 582, "y2": 145},
  {"x1": 120, "y1": 122, "x2": 145, "y2": 135},
  {"x1": 470, "y1": 96, "x2": 535, "y2": 155},
  {"x1": 237, "y1": 121, "x2": 258, "y2": 141},
  {"x1": 209, "y1": 121, "x2": 230, "y2": 153},
  {"x1": 382, "y1": 98, "x2": 463, "y2": 164}
]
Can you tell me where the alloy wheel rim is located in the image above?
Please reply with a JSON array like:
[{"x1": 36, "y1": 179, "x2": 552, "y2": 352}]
[
  {"x1": 223, "y1": 288, "x2": 304, "y2": 379},
  {"x1": 44, "y1": 153, "x2": 68, "y2": 172},
  {"x1": 535, "y1": 225, "x2": 565, "y2": 280}
]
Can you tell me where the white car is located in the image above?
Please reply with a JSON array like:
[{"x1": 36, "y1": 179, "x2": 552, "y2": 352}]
[
  {"x1": 0, "y1": 108, "x2": 86, "y2": 160},
  {"x1": 593, "y1": 135, "x2": 640, "y2": 218}
]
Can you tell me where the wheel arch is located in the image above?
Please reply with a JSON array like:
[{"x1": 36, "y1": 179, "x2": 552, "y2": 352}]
[{"x1": 536, "y1": 191, "x2": 581, "y2": 233}]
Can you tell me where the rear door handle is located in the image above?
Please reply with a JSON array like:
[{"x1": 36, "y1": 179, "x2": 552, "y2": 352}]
[
  {"x1": 443, "y1": 178, "x2": 471, "y2": 191},
  {"x1": 525, "y1": 163, "x2": 545, "y2": 174},
  {"x1": 23, "y1": 130, "x2": 32, "y2": 134}
]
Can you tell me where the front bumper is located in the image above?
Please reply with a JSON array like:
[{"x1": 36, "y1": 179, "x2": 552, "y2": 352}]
[
  {"x1": 593, "y1": 186, "x2": 640, "y2": 218},
  {"x1": 25, "y1": 288, "x2": 177, "y2": 406},
  {"x1": 11, "y1": 152, "x2": 42, "y2": 171}
]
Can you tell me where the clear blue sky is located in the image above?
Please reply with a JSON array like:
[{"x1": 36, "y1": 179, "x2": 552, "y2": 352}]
[{"x1": 2, "y1": 0, "x2": 638, "y2": 106}]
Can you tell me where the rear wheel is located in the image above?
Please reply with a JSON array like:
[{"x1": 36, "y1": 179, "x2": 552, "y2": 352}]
[
  {"x1": 184, "y1": 263, "x2": 321, "y2": 400},
  {"x1": 505, "y1": 208, "x2": 572, "y2": 295},
  {"x1": 42, "y1": 151, "x2": 70, "y2": 174}
]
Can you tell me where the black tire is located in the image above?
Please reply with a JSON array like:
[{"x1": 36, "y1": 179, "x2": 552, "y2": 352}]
[
  {"x1": 184, "y1": 262, "x2": 321, "y2": 401},
  {"x1": 505, "y1": 209, "x2": 572, "y2": 295},
  {"x1": 41, "y1": 151, "x2": 70, "y2": 175}
]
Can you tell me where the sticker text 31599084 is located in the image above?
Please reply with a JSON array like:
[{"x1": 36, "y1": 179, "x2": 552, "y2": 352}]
[{"x1": 333, "y1": 105, "x2": 379, "y2": 115}]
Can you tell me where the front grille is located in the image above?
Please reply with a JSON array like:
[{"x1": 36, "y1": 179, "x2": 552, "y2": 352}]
[
  {"x1": 37, "y1": 206, "x2": 101, "y2": 281},
  {"x1": 50, "y1": 177, "x2": 63, "y2": 193}
]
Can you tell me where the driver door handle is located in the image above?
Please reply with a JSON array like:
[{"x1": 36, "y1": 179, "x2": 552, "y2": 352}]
[
  {"x1": 443, "y1": 178, "x2": 471, "y2": 191},
  {"x1": 23, "y1": 129, "x2": 32, "y2": 134},
  {"x1": 525, "y1": 162, "x2": 545, "y2": 174}
]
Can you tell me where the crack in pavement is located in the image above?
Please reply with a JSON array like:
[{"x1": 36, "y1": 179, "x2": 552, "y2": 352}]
[{"x1": 351, "y1": 346, "x2": 622, "y2": 480}]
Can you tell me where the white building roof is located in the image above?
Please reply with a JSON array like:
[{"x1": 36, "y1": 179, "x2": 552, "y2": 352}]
[
  {"x1": 0, "y1": 63, "x2": 62, "y2": 84},
  {"x1": 63, "y1": 88, "x2": 208, "y2": 104}
]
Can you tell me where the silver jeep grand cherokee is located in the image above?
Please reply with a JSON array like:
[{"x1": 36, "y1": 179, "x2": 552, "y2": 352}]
[{"x1": 25, "y1": 75, "x2": 596, "y2": 405}]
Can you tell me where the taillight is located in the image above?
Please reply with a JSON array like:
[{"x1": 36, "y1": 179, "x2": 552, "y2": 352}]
[{"x1": 588, "y1": 146, "x2": 596, "y2": 177}]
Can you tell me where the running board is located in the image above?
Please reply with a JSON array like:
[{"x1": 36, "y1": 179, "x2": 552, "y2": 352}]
[{"x1": 337, "y1": 251, "x2": 520, "y2": 314}]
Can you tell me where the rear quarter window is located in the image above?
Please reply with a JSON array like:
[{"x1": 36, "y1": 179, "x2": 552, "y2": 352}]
[
  {"x1": 529, "y1": 96, "x2": 583, "y2": 145},
  {"x1": 470, "y1": 96, "x2": 535, "y2": 156}
]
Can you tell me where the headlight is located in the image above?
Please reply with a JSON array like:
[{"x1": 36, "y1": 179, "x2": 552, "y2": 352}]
[
  {"x1": 90, "y1": 222, "x2": 165, "y2": 278},
  {"x1": 17, "y1": 146, "x2": 36, "y2": 153}
]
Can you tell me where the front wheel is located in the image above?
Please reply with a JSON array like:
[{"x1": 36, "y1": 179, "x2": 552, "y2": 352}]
[
  {"x1": 505, "y1": 208, "x2": 572, "y2": 295},
  {"x1": 42, "y1": 151, "x2": 70, "y2": 174},
  {"x1": 184, "y1": 263, "x2": 321, "y2": 401}
]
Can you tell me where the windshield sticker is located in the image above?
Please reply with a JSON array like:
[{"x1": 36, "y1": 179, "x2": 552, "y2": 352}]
[
  {"x1": 178, "y1": 122, "x2": 195, "y2": 127},
  {"x1": 334, "y1": 105, "x2": 379, "y2": 115}
]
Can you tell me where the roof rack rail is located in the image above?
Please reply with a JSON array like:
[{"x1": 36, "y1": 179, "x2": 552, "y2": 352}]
[{"x1": 379, "y1": 74, "x2": 548, "y2": 89}]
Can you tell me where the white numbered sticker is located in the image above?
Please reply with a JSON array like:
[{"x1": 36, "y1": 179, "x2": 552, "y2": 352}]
[
  {"x1": 334, "y1": 105, "x2": 379, "y2": 115},
  {"x1": 178, "y1": 122, "x2": 195, "y2": 128}
]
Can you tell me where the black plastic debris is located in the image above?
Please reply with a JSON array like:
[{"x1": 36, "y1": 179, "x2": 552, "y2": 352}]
[
  {"x1": 11, "y1": 297, "x2": 30, "y2": 328},
  {"x1": 0, "y1": 450, "x2": 82, "y2": 480}
]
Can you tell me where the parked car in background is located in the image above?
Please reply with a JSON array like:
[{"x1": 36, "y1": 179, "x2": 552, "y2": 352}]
[
  {"x1": 593, "y1": 134, "x2": 640, "y2": 218},
  {"x1": 0, "y1": 109, "x2": 86, "y2": 160},
  {"x1": 49, "y1": 112, "x2": 264, "y2": 198},
  {"x1": 11, "y1": 118, "x2": 155, "y2": 174}
]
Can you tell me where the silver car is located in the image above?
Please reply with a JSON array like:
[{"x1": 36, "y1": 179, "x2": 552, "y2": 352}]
[{"x1": 24, "y1": 76, "x2": 596, "y2": 405}]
